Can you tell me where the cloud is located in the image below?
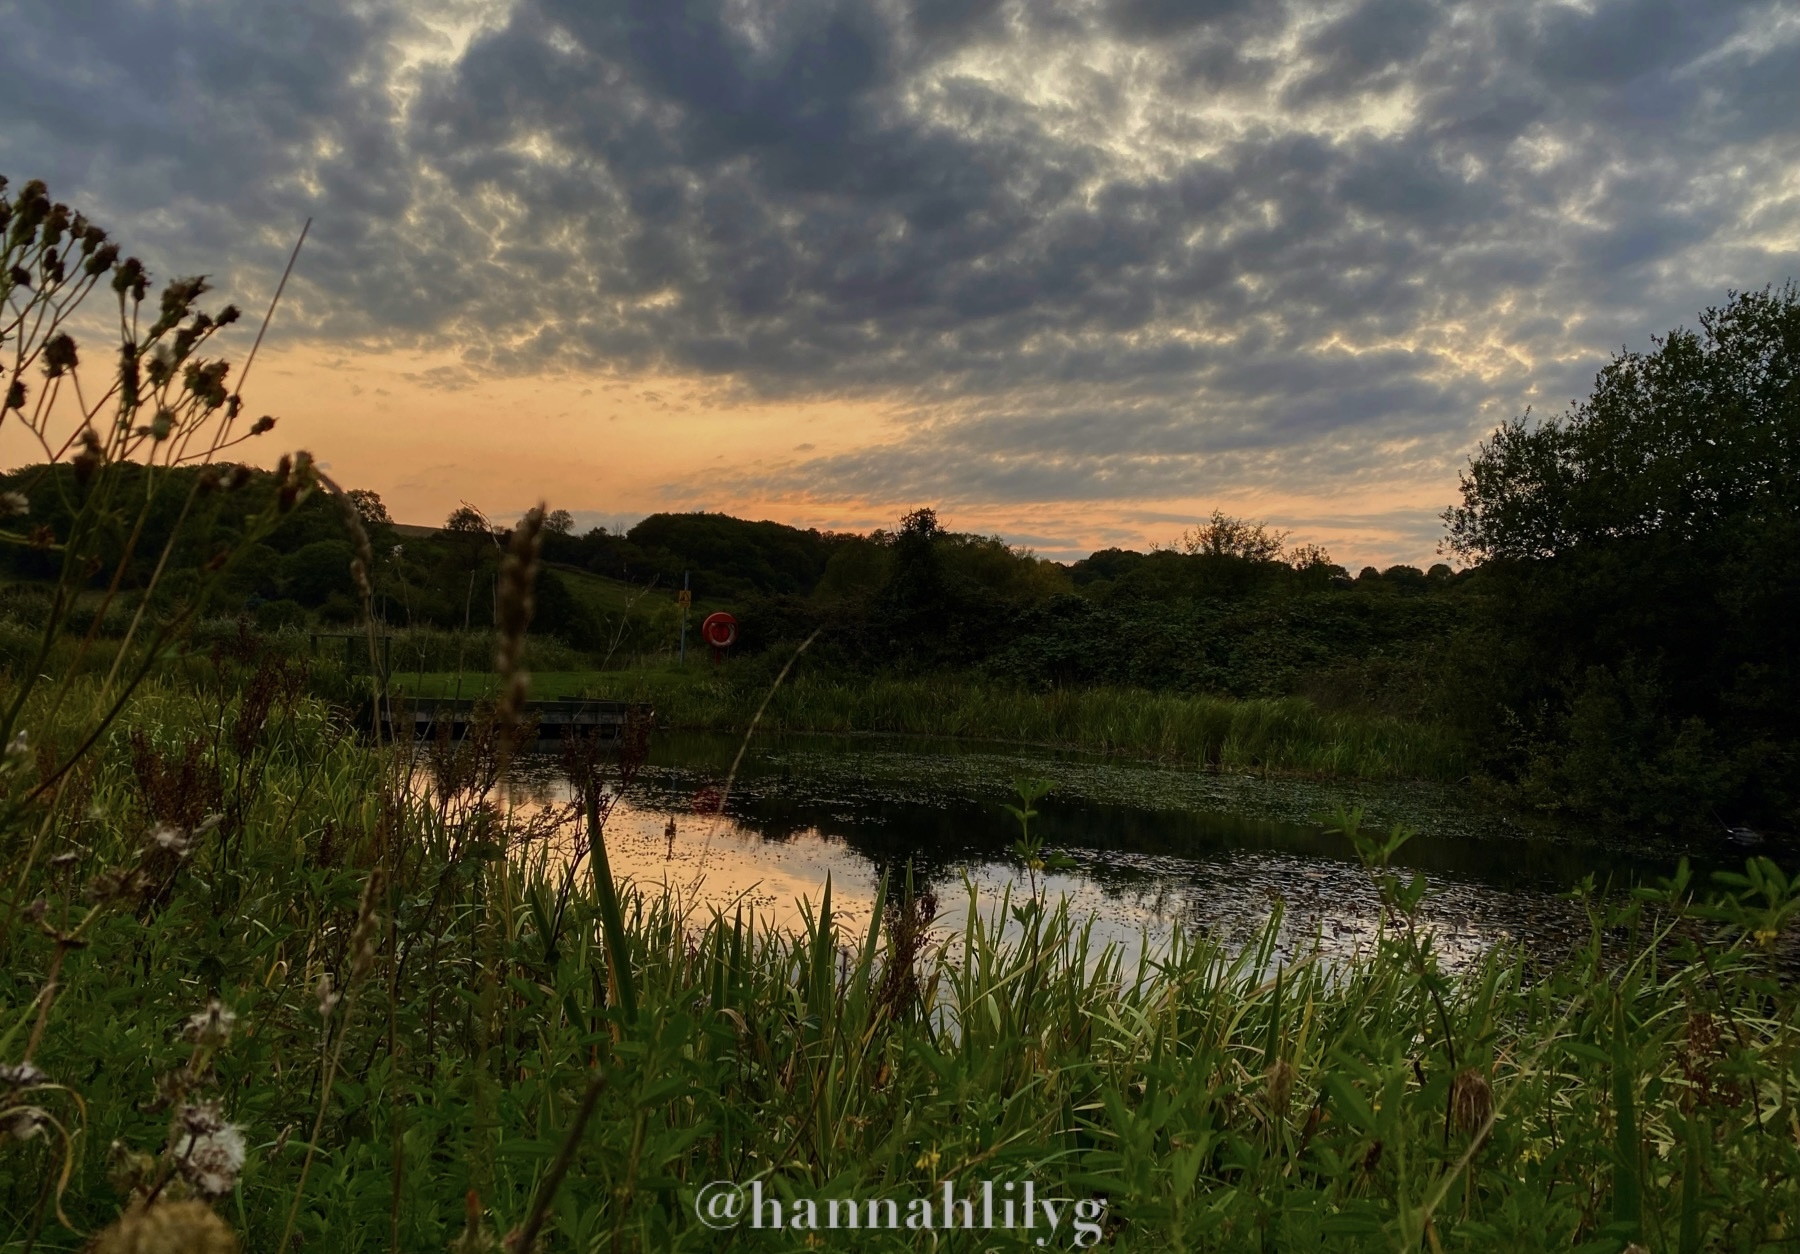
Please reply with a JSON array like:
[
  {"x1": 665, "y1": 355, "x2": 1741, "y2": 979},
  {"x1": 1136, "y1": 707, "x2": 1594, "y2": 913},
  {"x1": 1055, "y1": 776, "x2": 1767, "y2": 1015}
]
[{"x1": 2, "y1": 0, "x2": 1794, "y2": 532}]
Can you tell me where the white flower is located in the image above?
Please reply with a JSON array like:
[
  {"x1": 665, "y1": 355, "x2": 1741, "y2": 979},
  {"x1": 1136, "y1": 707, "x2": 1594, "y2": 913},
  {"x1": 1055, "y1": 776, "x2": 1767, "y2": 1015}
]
[{"x1": 0, "y1": 491, "x2": 27, "y2": 518}]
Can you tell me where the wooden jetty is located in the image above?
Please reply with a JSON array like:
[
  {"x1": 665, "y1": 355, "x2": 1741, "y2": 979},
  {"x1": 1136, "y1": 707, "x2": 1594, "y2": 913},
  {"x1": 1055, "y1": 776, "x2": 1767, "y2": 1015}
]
[{"x1": 377, "y1": 697, "x2": 653, "y2": 743}]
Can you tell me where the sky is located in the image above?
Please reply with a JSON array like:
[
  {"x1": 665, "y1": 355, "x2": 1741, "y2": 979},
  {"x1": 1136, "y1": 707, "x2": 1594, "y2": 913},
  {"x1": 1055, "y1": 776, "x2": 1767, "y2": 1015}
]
[{"x1": 2, "y1": 0, "x2": 1794, "y2": 566}]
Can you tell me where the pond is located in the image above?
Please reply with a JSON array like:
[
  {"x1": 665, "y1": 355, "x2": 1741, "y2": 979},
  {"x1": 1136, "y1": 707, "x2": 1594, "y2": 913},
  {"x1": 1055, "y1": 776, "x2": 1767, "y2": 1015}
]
[{"x1": 499, "y1": 731, "x2": 1740, "y2": 970}]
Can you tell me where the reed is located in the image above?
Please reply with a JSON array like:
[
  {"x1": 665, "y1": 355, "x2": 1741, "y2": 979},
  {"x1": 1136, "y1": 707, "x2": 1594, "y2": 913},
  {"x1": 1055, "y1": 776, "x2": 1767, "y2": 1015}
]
[{"x1": 523, "y1": 668, "x2": 1465, "y2": 781}]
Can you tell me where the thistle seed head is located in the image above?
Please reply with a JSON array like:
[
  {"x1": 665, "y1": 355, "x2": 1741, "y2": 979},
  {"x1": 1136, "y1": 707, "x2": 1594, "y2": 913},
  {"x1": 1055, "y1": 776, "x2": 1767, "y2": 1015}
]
[
  {"x1": 173, "y1": 1111, "x2": 247, "y2": 1198},
  {"x1": 1, "y1": 1105, "x2": 48, "y2": 1142},
  {"x1": 149, "y1": 824, "x2": 192, "y2": 855},
  {"x1": 0, "y1": 1060, "x2": 48, "y2": 1091},
  {"x1": 89, "y1": 1199, "x2": 240, "y2": 1254},
  {"x1": 42, "y1": 332, "x2": 78, "y2": 378},
  {"x1": 181, "y1": 1001, "x2": 237, "y2": 1047}
]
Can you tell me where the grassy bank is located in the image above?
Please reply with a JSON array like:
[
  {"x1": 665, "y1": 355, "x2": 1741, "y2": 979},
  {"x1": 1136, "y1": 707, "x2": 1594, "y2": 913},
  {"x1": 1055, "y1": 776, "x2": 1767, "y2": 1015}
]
[
  {"x1": 395, "y1": 666, "x2": 1467, "y2": 781},
  {"x1": 2, "y1": 677, "x2": 1796, "y2": 1251}
]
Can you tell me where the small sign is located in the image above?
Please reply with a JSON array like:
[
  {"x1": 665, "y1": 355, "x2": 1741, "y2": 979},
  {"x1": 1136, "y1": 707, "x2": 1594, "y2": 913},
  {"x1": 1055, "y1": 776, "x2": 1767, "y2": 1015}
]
[{"x1": 677, "y1": 589, "x2": 692, "y2": 607}]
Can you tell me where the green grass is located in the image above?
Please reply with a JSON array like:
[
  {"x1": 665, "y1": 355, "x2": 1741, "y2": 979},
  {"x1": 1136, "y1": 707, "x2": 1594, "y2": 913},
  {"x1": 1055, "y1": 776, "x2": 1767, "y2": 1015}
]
[
  {"x1": 2, "y1": 676, "x2": 1795, "y2": 1251},
  {"x1": 392, "y1": 666, "x2": 1467, "y2": 781}
]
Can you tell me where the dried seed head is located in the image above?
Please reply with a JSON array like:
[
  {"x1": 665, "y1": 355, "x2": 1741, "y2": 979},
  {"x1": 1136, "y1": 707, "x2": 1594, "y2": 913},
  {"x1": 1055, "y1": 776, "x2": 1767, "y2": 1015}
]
[
  {"x1": 177, "y1": 1099, "x2": 229, "y2": 1138},
  {"x1": 42, "y1": 332, "x2": 79, "y2": 378},
  {"x1": 73, "y1": 427, "x2": 104, "y2": 484},
  {"x1": 0, "y1": 1060, "x2": 48, "y2": 1091},
  {"x1": 106, "y1": 1138, "x2": 159, "y2": 1196},
  {"x1": 150, "y1": 824, "x2": 193, "y2": 856},
  {"x1": 181, "y1": 1001, "x2": 237, "y2": 1047},
  {"x1": 90, "y1": 1199, "x2": 240, "y2": 1254},
  {"x1": 85, "y1": 241, "x2": 120, "y2": 276},
  {"x1": 4, "y1": 379, "x2": 24, "y2": 410},
  {"x1": 1449, "y1": 1067, "x2": 1493, "y2": 1136},
  {"x1": 1263, "y1": 1058, "x2": 1296, "y2": 1115},
  {"x1": 173, "y1": 1109, "x2": 247, "y2": 1198},
  {"x1": 1, "y1": 1106, "x2": 49, "y2": 1142},
  {"x1": 249, "y1": 415, "x2": 275, "y2": 435}
]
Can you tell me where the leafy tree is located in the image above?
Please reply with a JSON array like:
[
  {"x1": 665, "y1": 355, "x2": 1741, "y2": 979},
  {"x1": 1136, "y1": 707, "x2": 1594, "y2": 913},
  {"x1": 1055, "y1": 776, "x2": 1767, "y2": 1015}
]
[
  {"x1": 1179, "y1": 510, "x2": 1288, "y2": 561},
  {"x1": 346, "y1": 489, "x2": 391, "y2": 527},
  {"x1": 544, "y1": 508, "x2": 575, "y2": 536},
  {"x1": 1444, "y1": 283, "x2": 1797, "y2": 561},
  {"x1": 444, "y1": 503, "x2": 490, "y2": 535},
  {"x1": 1443, "y1": 284, "x2": 1800, "y2": 830}
]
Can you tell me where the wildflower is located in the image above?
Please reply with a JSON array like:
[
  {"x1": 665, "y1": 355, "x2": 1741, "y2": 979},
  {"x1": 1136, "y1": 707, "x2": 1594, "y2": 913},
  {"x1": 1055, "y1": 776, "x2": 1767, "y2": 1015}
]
[
  {"x1": 0, "y1": 491, "x2": 26, "y2": 518},
  {"x1": 6, "y1": 730, "x2": 28, "y2": 760},
  {"x1": 90, "y1": 1199, "x2": 239, "y2": 1254},
  {"x1": 316, "y1": 972, "x2": 340, "y2": 1020},
  {"x1": 173, "y1": 1102, "x2": 246, "y2": 1197},
  {"x1": 182, "y1": 1001, "x2": 237, "y2": 1047}
]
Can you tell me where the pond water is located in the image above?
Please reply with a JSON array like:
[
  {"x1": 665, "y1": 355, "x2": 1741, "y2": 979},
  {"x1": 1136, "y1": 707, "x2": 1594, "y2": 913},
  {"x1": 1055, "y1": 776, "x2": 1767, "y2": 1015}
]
[{"x1": 500, "y1": 732, "x2": 1738, "y2": 970}]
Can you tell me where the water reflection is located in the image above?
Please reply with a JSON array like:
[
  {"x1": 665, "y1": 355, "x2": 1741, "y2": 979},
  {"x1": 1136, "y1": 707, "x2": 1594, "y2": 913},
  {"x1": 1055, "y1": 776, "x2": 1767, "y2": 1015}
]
[{"x1": 497, "y1": 732, "x2": 1722, "y2": 970}]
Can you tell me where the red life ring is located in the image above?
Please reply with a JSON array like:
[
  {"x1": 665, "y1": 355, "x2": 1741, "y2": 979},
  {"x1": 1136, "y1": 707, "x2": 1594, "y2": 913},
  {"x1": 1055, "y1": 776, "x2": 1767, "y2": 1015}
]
[{"x1": 701, "y1": 612, "x2": 738, "y2": 649}]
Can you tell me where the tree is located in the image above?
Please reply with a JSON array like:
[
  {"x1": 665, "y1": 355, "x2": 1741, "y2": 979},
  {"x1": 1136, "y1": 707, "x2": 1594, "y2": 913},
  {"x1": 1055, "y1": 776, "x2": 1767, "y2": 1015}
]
[
  {"x1": 1443, "y1": 283, "x2": 1798, "y2": 562},
  {"x1": 544, "y1": 508, "x2": 575, "y2": 536},
  {"x1": 1441, "y1": 284, "x2": 1800, "y2": 830},
  {"x1": 444, "y1": 503, "x2": 490, "y2": 535},
  {"x1": 346, "y1": 489, "x2": 391, "y2": 527},
  {"x1": 1178, "y1": 510, "x2": 1288, "y2": 562}
]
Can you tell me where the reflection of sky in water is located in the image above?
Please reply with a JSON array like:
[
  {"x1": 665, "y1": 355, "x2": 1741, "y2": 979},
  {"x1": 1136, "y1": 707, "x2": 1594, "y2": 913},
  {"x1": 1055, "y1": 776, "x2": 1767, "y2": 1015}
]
[{"x1": 492, "y1": 733, "x2": 1722, "y2": 971}]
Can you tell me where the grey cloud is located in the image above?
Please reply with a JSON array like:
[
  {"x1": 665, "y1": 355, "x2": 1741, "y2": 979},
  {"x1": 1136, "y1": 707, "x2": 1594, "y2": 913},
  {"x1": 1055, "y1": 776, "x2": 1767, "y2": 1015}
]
[{"x1": 1, "y1": 0, "x2": 1794, "y2": 538}]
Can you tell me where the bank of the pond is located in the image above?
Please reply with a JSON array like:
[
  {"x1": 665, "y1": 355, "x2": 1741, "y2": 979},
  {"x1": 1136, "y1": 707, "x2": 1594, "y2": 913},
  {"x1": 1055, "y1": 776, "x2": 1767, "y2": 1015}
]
[
  {"x1": 393, "y1": 668, "x2": 1466, "y2": 782},
  {"x1": 3, "y1": 679, "x2": 1797, "y2": 1251}
]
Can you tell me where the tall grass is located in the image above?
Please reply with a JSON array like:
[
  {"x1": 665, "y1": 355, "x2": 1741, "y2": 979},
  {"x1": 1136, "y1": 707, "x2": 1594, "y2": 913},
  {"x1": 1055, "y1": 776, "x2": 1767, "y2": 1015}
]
[
  {"x1": 407, "y1": 667, "x2": 1466, "y2": 781},
  {"x1": 1, "y1": 678, "x2": 1795, "y2": 1250}
]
